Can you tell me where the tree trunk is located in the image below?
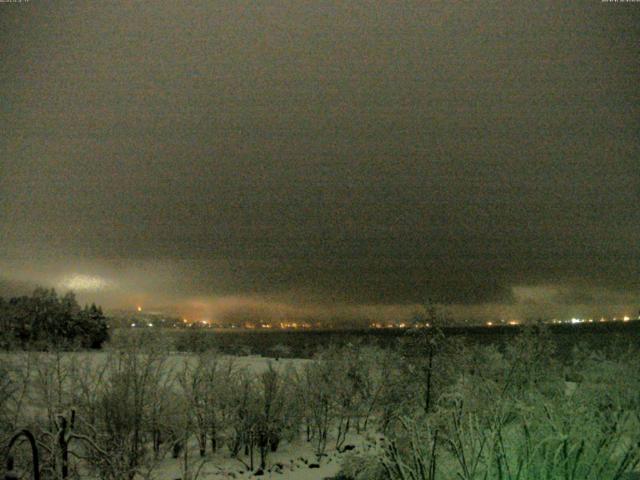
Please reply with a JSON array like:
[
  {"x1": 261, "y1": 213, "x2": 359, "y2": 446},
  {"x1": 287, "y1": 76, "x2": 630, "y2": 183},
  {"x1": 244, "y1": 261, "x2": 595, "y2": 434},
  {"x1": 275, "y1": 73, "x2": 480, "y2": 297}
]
[
  {"x1": 58, "y1": 416, "x2": 69, "y2": 479},
  {"x1": 199, "y1": 432, "x2": 206, "y2": 457}
]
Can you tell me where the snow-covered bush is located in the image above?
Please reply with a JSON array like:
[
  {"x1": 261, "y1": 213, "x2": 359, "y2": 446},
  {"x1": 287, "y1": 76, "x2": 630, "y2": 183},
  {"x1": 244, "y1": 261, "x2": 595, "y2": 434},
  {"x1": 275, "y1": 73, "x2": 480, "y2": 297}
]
[
  {"x1": 377, "y1": 327, "x2": 640, "y2": 480},
  {"x1": 72, "y1": 342, "x2": 173, "y2": 479},
  {"x1": 340, "y1": 448, "x2": 388, "y2": 480}
]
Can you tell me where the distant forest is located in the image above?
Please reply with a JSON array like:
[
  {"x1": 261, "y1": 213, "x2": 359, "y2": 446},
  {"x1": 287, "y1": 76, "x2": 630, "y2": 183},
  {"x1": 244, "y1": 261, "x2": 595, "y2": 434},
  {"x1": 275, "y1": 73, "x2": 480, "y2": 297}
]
[{"x1": 0, "y1": 288, "x2": 109, "y2": 349}]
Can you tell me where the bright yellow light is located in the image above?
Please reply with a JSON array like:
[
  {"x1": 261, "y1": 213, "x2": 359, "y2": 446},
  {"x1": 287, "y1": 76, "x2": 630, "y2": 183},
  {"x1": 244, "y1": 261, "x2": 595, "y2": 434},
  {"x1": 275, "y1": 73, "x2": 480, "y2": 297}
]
[
  {"x1": 623, "y1": 316, "x2": 630, "y2": 322},
  {"x1": 137, "y1": 306, "x2": 142, "y2": 312},
  {"x1": 486, "y1": 321, "x2": 493, "y2": 326}
]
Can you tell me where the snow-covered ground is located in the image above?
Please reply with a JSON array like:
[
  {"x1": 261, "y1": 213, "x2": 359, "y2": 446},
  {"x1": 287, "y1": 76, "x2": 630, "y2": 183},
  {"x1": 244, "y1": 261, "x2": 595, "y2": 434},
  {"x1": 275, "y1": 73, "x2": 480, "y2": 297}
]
[
  {"x1": 151, "y1": 437, "x2": 351, "y2": 479},
  {"x1": 1, "y1": 352, "x2": 355, "y2": 479},
  {"x1": 4, "y1": 346, "x2": 640, "y2": 480}
]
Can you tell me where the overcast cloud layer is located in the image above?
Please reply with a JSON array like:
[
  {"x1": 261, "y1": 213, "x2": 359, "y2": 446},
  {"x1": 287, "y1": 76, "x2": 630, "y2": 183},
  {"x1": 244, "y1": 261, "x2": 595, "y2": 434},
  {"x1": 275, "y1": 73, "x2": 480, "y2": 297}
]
[{"x1": 1, "y1": 2, "x2": 638, "y2": 321}]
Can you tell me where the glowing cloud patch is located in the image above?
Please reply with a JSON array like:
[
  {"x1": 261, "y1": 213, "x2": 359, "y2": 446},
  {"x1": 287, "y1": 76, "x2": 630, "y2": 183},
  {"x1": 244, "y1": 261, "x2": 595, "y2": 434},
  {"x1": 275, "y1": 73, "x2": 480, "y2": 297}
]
[{"x1": 61, "y1": 274, "x2": 110, "y2": 291}]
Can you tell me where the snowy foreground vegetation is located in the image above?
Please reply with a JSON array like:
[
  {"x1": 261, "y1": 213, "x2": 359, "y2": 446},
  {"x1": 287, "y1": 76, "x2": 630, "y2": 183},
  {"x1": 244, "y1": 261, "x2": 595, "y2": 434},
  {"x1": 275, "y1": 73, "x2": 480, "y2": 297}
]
[{"x1": 1, "y1": 327, "x2": 640, "y2": 480}]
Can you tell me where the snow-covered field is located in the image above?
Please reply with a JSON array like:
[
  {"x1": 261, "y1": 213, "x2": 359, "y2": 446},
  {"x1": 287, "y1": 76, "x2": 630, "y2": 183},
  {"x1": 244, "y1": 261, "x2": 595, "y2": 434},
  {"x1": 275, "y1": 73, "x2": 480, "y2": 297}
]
[
  {"x1": 151, "y1": 435, "x2": 347, "y2": 479},
  {"x1": 0, "y1": 351, "x2": 364, "y2": 479},
  {"x1": 2, "y1": 333, "x2": 640, "y2": 480}
]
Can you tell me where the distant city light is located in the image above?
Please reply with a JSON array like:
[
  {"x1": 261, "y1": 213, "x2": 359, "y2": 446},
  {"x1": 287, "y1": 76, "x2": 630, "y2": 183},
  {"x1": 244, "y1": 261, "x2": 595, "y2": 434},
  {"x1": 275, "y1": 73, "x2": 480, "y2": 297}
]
[{"x1": 118, "y1": 311, "x2": 637, "y2": 330}]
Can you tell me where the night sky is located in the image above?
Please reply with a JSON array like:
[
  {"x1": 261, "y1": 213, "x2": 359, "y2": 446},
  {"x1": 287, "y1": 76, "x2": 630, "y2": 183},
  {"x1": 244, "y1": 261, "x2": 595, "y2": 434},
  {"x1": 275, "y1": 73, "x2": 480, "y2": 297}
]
[{"x1": 1, "y1": 1, "x2": 638, "y2": 322}]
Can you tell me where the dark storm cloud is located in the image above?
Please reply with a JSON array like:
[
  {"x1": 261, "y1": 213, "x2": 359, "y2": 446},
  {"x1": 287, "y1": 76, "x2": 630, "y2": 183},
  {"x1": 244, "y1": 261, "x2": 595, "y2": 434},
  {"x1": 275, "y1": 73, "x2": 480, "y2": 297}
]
[{"x1": 1, "y1": 1, "x2": 638, "y2": 317}]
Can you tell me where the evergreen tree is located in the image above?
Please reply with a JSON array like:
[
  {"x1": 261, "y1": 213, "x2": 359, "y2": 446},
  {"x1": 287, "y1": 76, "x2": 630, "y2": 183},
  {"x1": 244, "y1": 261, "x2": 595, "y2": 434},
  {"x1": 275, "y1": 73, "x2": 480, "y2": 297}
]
[{"x1": 0, "y1": 288, "x2": 109, "y2": 349}]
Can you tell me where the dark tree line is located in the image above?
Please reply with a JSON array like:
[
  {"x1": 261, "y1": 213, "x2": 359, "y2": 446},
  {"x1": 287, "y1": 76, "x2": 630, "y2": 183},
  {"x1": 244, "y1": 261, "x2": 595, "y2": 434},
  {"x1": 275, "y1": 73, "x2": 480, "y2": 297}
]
[{"x1": 0, "y1": 288, "x2": 109, "y2": 349}]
